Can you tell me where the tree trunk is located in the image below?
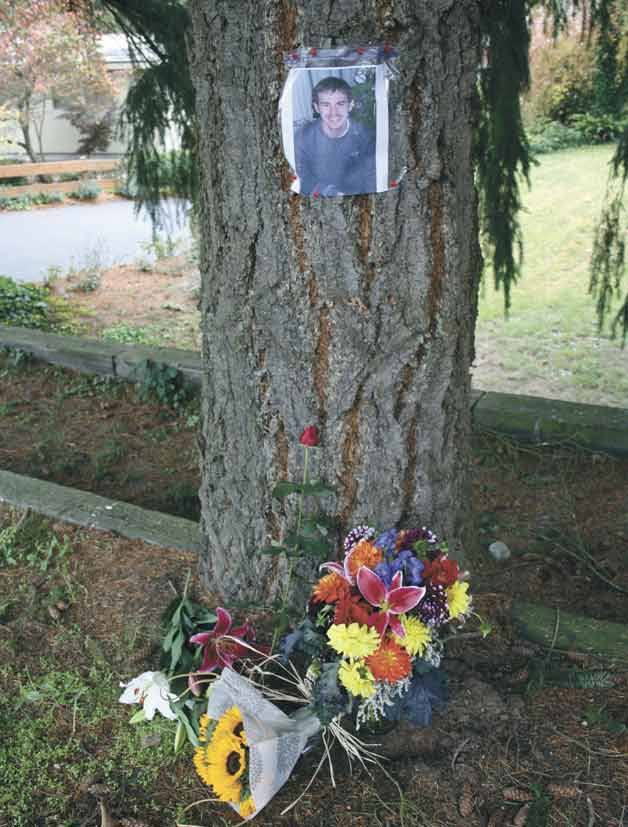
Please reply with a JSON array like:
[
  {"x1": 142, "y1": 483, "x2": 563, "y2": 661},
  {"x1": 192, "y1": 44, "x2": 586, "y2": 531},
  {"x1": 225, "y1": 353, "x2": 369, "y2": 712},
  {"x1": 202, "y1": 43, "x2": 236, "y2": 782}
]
[
  {"x1": 18, "y1": 94, "x2": 39, "y2": 163},
  {"x1": 189, "y1": 0, "x2": 482, "y2": 603}
]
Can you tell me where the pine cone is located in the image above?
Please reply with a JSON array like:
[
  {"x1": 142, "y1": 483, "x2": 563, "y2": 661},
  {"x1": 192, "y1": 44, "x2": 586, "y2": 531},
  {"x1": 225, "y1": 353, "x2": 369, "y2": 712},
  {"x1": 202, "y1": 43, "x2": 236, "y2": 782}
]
[
  {"x1": 458, "y1": 781, "x2": 475, "y2": 817},
  {"x1": 503, "y1": 787, "x2": 534, "y2": 802},
  {"x1": 547, "y1": 783, "x2": 581, "y2": 799}
]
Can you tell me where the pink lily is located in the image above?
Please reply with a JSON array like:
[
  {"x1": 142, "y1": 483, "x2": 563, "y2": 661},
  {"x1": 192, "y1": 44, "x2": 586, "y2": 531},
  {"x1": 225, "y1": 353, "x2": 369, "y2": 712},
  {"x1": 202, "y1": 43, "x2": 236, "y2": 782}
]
[
  {"x1": 319, "y1": 543, "x2": 368, "y2": 584},
  {"x1": 319, "y1": 558, "x2": 353, "y2": 583},
  {"x1": 188, "y1": 607, "x2": 254, "y2": 695},
  {"x1": 357, "y1": 567, "x2": 425, "y2": 638}
]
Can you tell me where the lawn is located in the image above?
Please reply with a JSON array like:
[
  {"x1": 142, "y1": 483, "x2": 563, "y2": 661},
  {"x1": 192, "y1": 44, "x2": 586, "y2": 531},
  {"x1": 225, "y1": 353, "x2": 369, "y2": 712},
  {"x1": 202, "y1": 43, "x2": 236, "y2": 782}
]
[{"x1": 474, "y1": 144, "x2": 628, "y2": 409}]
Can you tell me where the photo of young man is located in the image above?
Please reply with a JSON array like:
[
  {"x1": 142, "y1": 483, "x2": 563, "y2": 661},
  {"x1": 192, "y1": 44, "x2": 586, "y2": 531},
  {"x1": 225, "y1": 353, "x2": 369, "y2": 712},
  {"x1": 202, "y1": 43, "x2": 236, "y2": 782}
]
[{"x1": 294, "y1": 76, "x2": 376, "y2": 197}]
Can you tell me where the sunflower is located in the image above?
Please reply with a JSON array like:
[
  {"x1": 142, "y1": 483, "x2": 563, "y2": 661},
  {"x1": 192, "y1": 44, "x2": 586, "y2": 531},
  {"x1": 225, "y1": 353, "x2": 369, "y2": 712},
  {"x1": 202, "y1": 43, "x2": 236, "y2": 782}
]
[
  {"x1": 312, "y1": 572, "x2": 350, "y2": 604},
  {"x1": 239, "y1": 796, "x2": 256, "y2": 818},
  {"x1": 194, "y1": 712, "x2": 248, "y2": 803},
  {"x1": 366, "y1": 638, "x2": 412, "y2": 683},
  {"x1": 346, "y1": 540, "x2": 383, "y2": 576},
  {"x1": 213, "y1": 705, "x2": 247, "y2": 746}
]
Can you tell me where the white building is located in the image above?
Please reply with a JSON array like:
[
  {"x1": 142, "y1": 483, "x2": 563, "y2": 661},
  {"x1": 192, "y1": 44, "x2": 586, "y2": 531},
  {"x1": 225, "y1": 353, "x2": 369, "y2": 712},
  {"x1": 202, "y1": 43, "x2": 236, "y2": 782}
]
[{"x1": 2, "y1": 34, "x2": 179, "y2": 160}]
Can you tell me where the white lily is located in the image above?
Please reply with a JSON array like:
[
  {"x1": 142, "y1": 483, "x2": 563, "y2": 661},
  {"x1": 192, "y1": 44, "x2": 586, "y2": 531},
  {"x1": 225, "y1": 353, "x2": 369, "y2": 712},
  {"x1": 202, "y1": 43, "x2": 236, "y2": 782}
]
[{"x1": 118, "y1": 671, "x2": 177, "y2": 720}]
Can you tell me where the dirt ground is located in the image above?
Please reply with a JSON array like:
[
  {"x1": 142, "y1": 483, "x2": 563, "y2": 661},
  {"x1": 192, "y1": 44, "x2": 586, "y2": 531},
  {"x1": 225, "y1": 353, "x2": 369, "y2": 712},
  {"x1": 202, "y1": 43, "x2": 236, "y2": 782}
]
[
  {"x1": 0, "y1": 493, "x2": 626, "y2": 826},
  {"x1": 0, "y1": 354, "x2": 201, "y2": 519},
  {"x1": 51, "y1": 257, "x2": 201, "y2": 352},
  {"x1": 1, "y1": 259, "x2": 628, "y2": 826}
]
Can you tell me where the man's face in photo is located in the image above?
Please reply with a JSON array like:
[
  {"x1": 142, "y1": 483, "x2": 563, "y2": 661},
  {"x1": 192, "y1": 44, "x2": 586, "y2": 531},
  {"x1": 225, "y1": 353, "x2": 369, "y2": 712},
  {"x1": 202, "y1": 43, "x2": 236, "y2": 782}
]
[{"x1": 314, "y1": 89, "x2": 354, "y2": 138}]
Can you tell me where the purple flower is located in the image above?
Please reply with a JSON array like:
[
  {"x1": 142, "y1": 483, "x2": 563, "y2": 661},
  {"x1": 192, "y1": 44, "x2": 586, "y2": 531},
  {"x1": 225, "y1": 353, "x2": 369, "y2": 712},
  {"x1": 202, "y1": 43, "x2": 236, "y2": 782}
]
[
  {"x1": 375, "y1": 529, "x2": 398, "y2": 560},
  {"x1": 343, "y1": 525, "x2": 376, "y2": 554},
  {"x1": 374, "y1": 561, "x2": 393, "y2": 588},
  {"x1": 387, "y1": 549, "x2": 425, "y2": 587}
]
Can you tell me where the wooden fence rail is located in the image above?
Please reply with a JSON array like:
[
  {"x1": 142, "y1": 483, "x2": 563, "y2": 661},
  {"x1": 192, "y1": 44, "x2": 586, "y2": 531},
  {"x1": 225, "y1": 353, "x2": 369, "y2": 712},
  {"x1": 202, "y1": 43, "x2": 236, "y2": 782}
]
[{"x1": 0, "y1": 159, "x2": 121, "y2": 198}]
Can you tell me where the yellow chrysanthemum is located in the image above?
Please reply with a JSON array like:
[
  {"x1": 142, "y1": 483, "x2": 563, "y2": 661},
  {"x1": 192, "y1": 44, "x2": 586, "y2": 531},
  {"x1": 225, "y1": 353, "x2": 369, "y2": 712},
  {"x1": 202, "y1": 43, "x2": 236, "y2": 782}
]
[
  {"x1": 394, "y1": 615, "x2": 431, "y2": 656},
  {"x1": 338, "y1": 659, "x2": 376, "y2": 698},
  {"x1": 447, "y1": 581, "x2": 471, "y2": 619},
  {"x1": 239, "y1": 796, "x2": 256, "y2": 818},
  {"x1": 194, "y1": 719, "x2": 246, "y2": 803},
  {"x1": 213, "y1": 705, "x2": 247, "y2": 746},
  {"x1": 327, "y1": 622, "x2": 380, "y2": 659}
]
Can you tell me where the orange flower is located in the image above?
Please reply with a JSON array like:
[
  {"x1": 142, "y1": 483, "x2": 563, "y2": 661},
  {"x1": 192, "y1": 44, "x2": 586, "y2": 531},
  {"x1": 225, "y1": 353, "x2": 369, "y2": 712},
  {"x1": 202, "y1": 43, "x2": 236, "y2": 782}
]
[
  {"x1": 346, "y1": 540, "x2": 382, "y2": 577},
  {"x1": 312, "y1": 572, "x2": 350, "y2": 604},
  {"x1": 334, "y1": 593, "x2": 374, "y2": 626},
  {"x1": 366, "y1": 638, "x2": 412, "y2": 683}
]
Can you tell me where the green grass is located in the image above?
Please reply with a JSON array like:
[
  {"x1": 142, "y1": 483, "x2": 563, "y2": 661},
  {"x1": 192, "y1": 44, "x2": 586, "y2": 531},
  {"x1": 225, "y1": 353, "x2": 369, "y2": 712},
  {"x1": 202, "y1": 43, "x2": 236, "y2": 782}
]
[
  {"x1": 475, "y1": 144, "x2": 628, "y2": 409},
  {"x1": 101, "y1": 322, "x2": 162, "y2": 345},
  {"x1": 0, "y1": 663, "x2": 185, "y2": 826},
  {"x1": 0, "y1": 509, "x2": 193, "y2": 827}
]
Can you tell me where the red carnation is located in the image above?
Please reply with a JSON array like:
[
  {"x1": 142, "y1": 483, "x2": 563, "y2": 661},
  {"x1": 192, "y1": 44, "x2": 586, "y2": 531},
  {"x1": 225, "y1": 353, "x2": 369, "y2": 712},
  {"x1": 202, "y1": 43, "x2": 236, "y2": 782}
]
[
  {"x1": 299, "y1": 425, "x2": 320, "y2": 447},
  {"x1": 334, "y1": 593, "x2": 375, "y2": 627},
  {"x1": 422, "y1": 555, "x2": 459, "y2": 587}
]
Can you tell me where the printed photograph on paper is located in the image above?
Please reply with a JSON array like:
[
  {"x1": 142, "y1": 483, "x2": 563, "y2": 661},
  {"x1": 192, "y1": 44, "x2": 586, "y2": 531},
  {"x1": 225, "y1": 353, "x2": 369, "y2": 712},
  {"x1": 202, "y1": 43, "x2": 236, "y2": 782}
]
[{"x1": 280, "y1": 65, "x2": 390, "y2": 197}]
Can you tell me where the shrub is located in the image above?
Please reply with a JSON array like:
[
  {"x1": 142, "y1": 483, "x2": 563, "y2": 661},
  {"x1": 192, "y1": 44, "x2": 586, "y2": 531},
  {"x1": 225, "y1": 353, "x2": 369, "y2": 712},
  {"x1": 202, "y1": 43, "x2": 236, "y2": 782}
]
[
  {"x1": 0, "y1": 158, "x2": 28, "y2": 187},
  {"x1": 528, "y1": 120, "x2": 588, "y2": 154},
  {"x1": 0, "y1": 194, "x2": 31, "y2": 211},
  {"x1": 0, "y1": 275, "x2": 78, "y2": 332},
  {"x1": 0, "y1": 191, "x2": 65, "y2": 210},
  {"x1": 38, "y1": 191, "x2": 64, "y2": 204},
  {"x1": 0, "y1": 276, "x2": 53, "y2": 329},
  {"x1": 525, "y1": 35, "x2": 597, "y2": 126},
  {"x1": 569, "y1": 112, "x2": 628, "y2": 143},
  {"x1": 69, "y1": 180, "x2": 101, "y2": 201}
]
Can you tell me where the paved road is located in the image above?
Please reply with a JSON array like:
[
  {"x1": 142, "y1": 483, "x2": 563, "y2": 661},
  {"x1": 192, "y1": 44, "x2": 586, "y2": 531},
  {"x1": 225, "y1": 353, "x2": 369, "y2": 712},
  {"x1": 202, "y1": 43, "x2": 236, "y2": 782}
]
[{"x1": 0, "y1": 198, "x2": 191, "y2": 283}]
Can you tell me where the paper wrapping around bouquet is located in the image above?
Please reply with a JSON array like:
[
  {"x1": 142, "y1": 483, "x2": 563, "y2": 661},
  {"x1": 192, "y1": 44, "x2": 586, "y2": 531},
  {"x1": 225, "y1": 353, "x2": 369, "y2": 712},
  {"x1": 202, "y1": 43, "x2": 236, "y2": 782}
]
[{"x1": 206, "y1": 668, "x2": 321, "y2": 821}]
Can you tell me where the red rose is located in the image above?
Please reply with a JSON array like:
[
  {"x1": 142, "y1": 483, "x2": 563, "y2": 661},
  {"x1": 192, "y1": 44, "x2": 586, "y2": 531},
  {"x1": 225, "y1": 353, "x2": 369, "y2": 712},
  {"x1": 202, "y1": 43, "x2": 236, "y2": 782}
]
[{"x1": 299, "y1": 425, "x2": 320, "y2": 447}]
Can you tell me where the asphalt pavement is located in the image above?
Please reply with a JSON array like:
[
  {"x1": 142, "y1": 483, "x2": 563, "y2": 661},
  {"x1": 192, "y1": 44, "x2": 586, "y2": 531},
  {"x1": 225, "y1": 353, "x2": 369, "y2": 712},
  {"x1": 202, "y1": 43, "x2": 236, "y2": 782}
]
[{"x1": 0, "y1": 198, "x2": 191, "y2": 283}]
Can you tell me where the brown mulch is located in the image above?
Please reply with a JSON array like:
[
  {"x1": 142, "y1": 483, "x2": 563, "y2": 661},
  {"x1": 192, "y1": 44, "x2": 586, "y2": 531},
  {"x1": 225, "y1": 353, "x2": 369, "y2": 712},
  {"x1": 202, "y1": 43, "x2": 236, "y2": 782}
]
[
  {"x1": 1, "y1": 290, "x2": 628, "y2": 824},
  {"x1": 1, "y1": 513, "x2": 626, "y2": 825}
]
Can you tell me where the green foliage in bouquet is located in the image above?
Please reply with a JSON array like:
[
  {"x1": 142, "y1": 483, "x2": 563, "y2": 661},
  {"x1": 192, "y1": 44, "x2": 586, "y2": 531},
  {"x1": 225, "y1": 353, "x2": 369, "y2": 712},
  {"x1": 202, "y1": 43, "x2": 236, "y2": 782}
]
[{"x1": 159, "y1": 576, "x2": 216, "y2": 746}]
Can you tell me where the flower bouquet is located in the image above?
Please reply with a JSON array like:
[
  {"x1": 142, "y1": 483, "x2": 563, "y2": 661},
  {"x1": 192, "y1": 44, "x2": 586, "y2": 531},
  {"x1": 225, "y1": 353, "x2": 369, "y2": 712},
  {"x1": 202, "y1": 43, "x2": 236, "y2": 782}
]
[
  {"x1": 193, "y1": 666, "x2": 320, "y2": 821},
  {"x1": 119, "y1": 524, "x2": 477, "y2": 822},
  {"x1": 282, "y1": 524, "x2": 472, "y2": 730}
]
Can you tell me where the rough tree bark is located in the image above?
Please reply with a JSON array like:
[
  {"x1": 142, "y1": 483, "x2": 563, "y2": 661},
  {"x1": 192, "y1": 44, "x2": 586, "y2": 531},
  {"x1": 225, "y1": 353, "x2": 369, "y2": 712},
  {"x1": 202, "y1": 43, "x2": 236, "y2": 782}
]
[{"x1": 189, "y1": 0, "x2": 482, "y2": 603}]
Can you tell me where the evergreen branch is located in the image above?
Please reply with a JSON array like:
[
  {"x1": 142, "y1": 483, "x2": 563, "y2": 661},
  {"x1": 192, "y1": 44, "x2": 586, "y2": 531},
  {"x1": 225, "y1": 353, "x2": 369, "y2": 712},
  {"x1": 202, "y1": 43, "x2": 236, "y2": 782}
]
[
  {"x1": 97, "y1": 0, "x2": 198, "y2": 223},
  {"x1": 589, "y1": 126, "x2": 628, "y2": 343},
  {"x1": 476, "y1": 0, "x2": 532, "y2": 312}
]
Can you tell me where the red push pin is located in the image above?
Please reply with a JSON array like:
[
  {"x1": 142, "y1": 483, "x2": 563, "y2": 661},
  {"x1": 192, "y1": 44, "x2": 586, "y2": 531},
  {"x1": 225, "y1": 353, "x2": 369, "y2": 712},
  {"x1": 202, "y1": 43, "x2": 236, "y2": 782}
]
[
  {"x1": 390, "y1": 179, "x2": 398, "y2": 188},
  {"x1": 309, "y1": 47, "x2": 318, "y2": 56},
  {"x1": 313, "y1": 190, "x2": 320, "y2": 198}
]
